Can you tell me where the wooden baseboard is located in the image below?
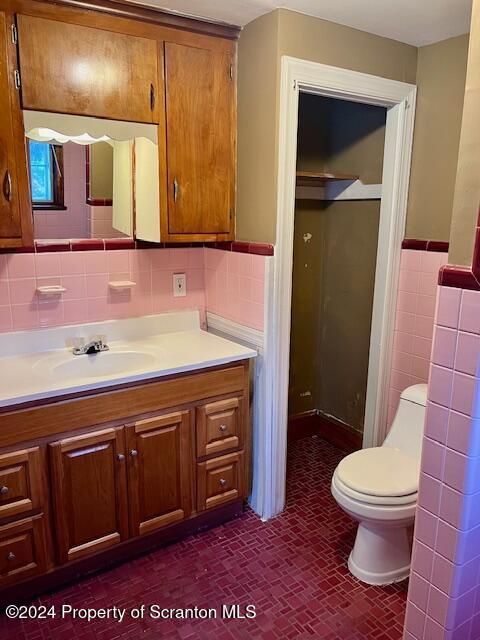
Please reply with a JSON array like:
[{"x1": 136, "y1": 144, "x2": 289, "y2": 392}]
[
  {"x1": 0, "y1": 499, "x2": 244, "y2": 605},
  {"x1": 288, "y1": 411, "x2": 362, "y2": 452}
]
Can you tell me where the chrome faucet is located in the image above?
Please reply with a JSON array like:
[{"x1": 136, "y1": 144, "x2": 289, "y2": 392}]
[{"x1": 72, "y1": 336, "x2": 109, "y2": 356}]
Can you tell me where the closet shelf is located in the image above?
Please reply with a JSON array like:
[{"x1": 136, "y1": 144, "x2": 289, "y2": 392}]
[{"x1": 296, "y1": 171, "x2": 360, "y2": 186}]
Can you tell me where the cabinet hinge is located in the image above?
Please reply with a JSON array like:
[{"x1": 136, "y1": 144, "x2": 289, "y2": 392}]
[
  {"x1": 229, "y1": 208, "x2": 234, "y2": 220},
  {"x1": 229, "y1": 64, "x2": 233, "y2": 81},
  {"x1": 11, "y1": 24, "x2": 17, "y2": 45},
  {"x1": 14, "y1": 69, "x2": 21, "y2": 90}
]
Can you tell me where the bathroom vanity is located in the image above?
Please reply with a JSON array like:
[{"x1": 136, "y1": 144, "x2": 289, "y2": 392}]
[{"x1": 0, "y1": 311, "x2": 255, "y2": 600}]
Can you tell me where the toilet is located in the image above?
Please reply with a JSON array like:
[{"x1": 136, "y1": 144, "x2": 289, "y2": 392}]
[{"x1": 331, "y1": 383, "x2": 427, "y2": 585}]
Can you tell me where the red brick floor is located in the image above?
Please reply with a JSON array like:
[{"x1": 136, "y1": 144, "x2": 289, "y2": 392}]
[{"x1": 0, "y1": 436, "x2": 407, "y2": 639}]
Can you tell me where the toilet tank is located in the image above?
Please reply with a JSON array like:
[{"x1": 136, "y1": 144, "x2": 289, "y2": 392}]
[{"x1": 383, "y1": 384, "x2": 428, "y2": 459}]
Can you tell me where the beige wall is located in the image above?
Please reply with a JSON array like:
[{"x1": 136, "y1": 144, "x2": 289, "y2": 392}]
[
  {"x1": 90, "y1": 142, "x2": 113, "y2": 199},
  {"x1": 237, "y1": 8, "x2": 417, "y2": 243},
  {"x1": 449, "y1": 0, "x2": 480, "y2": 266},
  {"x1": 406, "y1": 35, "x2": 469, "y2": 242},
  {"x1": 289, "y1": 96, "x2": 384, "y2": 430},
  {"x1": 237, "y1": 9, "x2": 469, "y2": 247},
  {"x1": 236, "y1": 11, "x2": 279, "y2": 243}
]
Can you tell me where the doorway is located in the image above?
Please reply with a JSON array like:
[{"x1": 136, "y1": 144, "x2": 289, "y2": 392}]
[
  {"x1": 255, "y1": 57, "x2": 416, "y2": 520},
  {"x1": 288, "y1": 94, "x2": 387, "y2": 450}
]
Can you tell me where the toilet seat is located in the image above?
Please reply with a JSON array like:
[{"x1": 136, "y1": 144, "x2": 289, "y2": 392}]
[
  {"x1": 332, "y1": 470, "x2": 417, "y2": 506},
  {"x1": 336, "y1": 447, "x2": 420, "y2": 499}
]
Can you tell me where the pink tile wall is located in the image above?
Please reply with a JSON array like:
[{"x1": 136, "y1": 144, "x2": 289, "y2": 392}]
[
  {"x1": 88, "y1": 205, "x2": 127, "y2": 239},
  {"x1": 404, "y1": 286, "x2": 480, "y2": 640},
  {"x1": 0, "y1": 248, "x2": 206, "y2": 332},
  {"x1": 204, "y1": 247, "x2": 265, "y2": 331},
  {"x1": 387, "y1": 250, "x2": 449, "y2": 427},
  {"x1": 0, "y1": 247, "x2": 268, "y2": 334},
  {"x1": 33, "y1": 143, "x2": 89, "y2": 240}
]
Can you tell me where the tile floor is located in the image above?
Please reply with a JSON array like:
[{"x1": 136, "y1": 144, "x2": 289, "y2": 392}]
[{"x1": 1, "y1": 436, "x2": 408, "y2": 639}]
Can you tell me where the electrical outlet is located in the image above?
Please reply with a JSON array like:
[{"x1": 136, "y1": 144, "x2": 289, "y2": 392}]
[{"x1": 173, "y1": 273, "x2": 186, "y2": 297}]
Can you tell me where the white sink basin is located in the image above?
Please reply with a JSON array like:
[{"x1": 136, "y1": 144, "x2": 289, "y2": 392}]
[{"x1": 38, "y1": 350, "x2": 158, "y2": 380}]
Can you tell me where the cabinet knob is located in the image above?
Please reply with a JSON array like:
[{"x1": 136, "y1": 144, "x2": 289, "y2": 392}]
[
  {"x1": 130, "y1": 449, "x2": 138, "y2": 457},
  {"x1": 6, "y1": 552, "x2": 15, "y2": 562},
  {"x1": 219, "y1": 424, "x2": 227, "y2": 433},
  {"x1": 116, "y1": 453, "x2": 125, "y2": 462},
  {"x1": 0, "y1": 486, "x2": 8, "y2": 496},
  {"x1": 219, "y1": 478, "x2": 227, "y2": 488},
  {"x1": 173, "y1": 178, "x2": 179, "y2": 203}
]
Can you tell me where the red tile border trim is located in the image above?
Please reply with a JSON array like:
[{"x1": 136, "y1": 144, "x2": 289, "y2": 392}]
[
  {"x1": 438, "y1": 265, "x2": 480, "y2": 291},
  {"x1": 86, "y1": 197, "x2": 113, "y2": 206},
  {"x1": 402, "y1": 238, "x2": 449, "y2": 252},
  {"x1": 1, "y1": 239, "x2": 274, "y2": 255}
]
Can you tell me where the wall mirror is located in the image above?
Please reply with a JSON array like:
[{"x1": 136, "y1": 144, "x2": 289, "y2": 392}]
[{"x1": 24, "y1": 111, "x2": 160, "y2": 242}]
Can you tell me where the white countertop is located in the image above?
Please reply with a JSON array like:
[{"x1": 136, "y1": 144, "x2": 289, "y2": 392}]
[{"x1": 0, "y1": 311, "x2": 256, "y2": 409}]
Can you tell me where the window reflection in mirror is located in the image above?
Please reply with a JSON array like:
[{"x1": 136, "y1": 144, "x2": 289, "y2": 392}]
[{"x1": 23, "y1": 111, "x2": 160, "y2": 242}]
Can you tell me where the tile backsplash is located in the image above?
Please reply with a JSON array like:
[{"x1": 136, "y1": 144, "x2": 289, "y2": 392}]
[
  {"x1": 0, "y1": 247, "x2": 267, "y2": 334},
  {"x1": 387, "y1": 248, "x2": 448, "y2": 427}
]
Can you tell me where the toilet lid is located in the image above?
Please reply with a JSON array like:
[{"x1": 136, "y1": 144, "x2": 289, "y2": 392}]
[{"x1": 336, "y1": 447, "x2": 420, "y2": 497}]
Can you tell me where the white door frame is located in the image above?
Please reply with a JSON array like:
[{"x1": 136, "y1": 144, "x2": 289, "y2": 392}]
[{"x1": 263, "y1": 56, "x2": 417, "y2": 519}]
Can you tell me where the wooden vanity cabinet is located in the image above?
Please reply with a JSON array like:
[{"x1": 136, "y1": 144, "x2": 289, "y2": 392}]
[
  {"x1": 0, "y1": 360, "x2": 250, "y2": 597},
  {"x1": 0, "y1": 9, "x2": 32, "y2": 248},
  {"x1": 49, "y1": 427, "x2": 129, "y2": 564},
  {"x1": 125, "y1": 410, "x2": 193, "y2": 536}
]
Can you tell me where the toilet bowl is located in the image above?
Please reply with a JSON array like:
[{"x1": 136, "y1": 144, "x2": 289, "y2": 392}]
[{"x1": 331, "y1": 383, "x2": 427, "y2": 585}]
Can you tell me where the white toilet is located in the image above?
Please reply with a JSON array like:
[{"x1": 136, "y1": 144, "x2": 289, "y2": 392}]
[{"x1": 331, "y1": 383, "x2": 427, "y2": 585}]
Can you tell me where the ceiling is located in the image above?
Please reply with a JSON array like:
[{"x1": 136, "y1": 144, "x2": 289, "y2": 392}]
[{"x1": 128, "y1": 0, "x2": 472, "y2": 46}]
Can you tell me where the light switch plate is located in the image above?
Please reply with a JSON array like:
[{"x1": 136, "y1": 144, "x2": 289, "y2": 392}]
[{"x1": 173, "y1": 273, "x2": 187, "y2": 297}]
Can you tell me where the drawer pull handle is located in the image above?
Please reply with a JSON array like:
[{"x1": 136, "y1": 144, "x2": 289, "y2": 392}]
[
  {"x1": 6, "y1": 552, "x2": 15, "y2": 561},
  {"x1": 219, "y1": 424, "x2": 227, "y2": 433},
  {"x1": 116, "y1": 453, "x2": 125, "y2": 462},
  {"x1": 0, "y1": 486, "x2": 8, "y2": 495},
  {"x1": 2, "y1": 170, "x2": 11, "y2": 203},
  {"x1": 219, "y1": 478, "x2": 227, "y2": 487},
  {"x1": 130, "y1": 449, "x2": 138, "y2": 457}
]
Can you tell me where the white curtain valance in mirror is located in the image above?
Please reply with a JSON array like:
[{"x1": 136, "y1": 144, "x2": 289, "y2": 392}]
[{"x1": 23, "y1": 111, "x2": 158, "y2": 145}]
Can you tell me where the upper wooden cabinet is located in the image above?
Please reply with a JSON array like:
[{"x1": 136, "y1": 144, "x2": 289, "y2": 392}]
[
  {"x1": 16, "y1": 15, "x2": 160, "y2": 124},
  {"x1": 0, "y1": 1, "x2": 238, "y2": 249},
  {"x1": 0, "y1": 10, "x2": 32, "y2": 248},
  {"x1": 163, "y1": 42, "x2": 235, "y2": 240}
]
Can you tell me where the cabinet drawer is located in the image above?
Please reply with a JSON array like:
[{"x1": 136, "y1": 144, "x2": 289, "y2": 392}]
[
  {"x1": 0, "y1": 447, "x2": 44, "y2": 519},
  {"x1": 196, "y1": 397, "x2": 243, "y2": 457},
  {"x1": 197, "y1": 451, "x2": 243, "y2": 511},
  {"x1": 0, "y1": 515, "x2": 47, "y2": 587}
]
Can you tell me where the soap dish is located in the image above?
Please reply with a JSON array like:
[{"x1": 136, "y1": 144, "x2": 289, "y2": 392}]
[
  {"x1": 36, "y1": 285, "x2": 66, "y2": 297},
  {"x1": 108, "y1": 280, "x2": 136, "y2": 292}
]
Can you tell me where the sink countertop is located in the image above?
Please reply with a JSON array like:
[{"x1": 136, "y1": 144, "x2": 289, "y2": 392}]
[{"x1": 0, "y1": 311, "x2": 256, "y2": 409}]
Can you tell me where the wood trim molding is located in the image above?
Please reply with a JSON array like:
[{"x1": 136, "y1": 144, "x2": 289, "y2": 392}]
[{"x1": 40, "y1": 0, "x2": 241, "y2": 40}]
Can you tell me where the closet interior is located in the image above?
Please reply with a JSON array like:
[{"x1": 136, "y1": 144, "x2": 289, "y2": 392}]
[{"x1": 288, "y1": 93, "x2": 387, "y2": 451}]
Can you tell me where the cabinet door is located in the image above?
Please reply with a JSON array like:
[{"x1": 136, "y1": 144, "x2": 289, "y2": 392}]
[
  {"x1": 17, "y1": 15, "x2": 160, "y2": 124},
  {"x1": 0, "y1": 11, "x2": 32, "y2": 246},
  {"x1": 126, "y1": 411, "x2": 192, "y2": 536},
  {"x1": 164, "y1": 41, "x2": 235, "y2": 238},
  {"x1": 49, "y1": 427, "x2": 128, "y2": 564}
]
